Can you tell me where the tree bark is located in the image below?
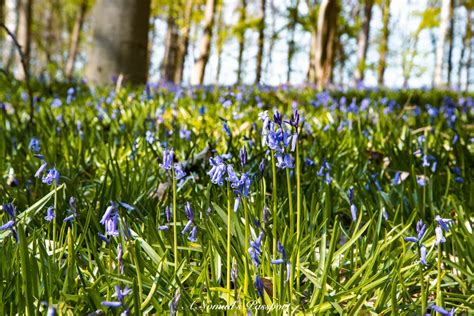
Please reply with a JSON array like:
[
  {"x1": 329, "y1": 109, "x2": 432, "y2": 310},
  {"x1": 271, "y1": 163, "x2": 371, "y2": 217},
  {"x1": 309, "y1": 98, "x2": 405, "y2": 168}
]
[
  {"x1": 86, "y1": 0, "x2": 151, "y2": 85},
  {"x1": 174, "y1": 0, "x2": 193, "y2": 84},
  {"x1": 214, "y1": 1, "x2": 224, "y2": 84},
  {"x1": 15, "y1": 0, "x2": 32, "y2": 80},
  {"x1": 354, "y1": 0, "x2": 373, "y2": 84},
  {"x1": 236, "y1": 0, "x2": 247, "y2": 84},
  {"x1": 377, "y1": 0, "x2": 390, "y2": 87},
  {"x1": 313, "y1": 0, "x2": 339, "y2": 89},
  {"x1": 446, "y1": 0, "x2": 455, "y2": 86},
  {"x1": 287, "y1": 0, "x2": 299, "y2": 83},
  {"x1": 466, "y1": 12, "x2": 473, "y2": 91},
  {"x1": 162, "y1": 4, "x2": 180, "y2": 83},
  {"x1": 65, "y1": 0, "x2": 88, "y2": 79},
  {"x1": 458, "y1": 7, "x2": 471, "y2": 89},
  {"x1": 191, "y1": 0, "x2": 216, "y2": 85},
  {"x1": 255, "y1": 0, "x2": 266, "y2": 84},
  {"x1": 433, "y1": 0, "x2": 451, "y2": 87}
]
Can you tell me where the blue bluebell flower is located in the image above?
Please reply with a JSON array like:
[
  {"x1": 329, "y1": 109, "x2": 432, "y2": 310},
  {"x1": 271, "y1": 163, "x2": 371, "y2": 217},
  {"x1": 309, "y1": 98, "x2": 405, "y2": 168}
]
[
  {"x1": 42, "y1": 168, "x2": 60, "y2": 186},
  {"x1": 187, "y1": 225, "x2": 198, "y2": 242},
  {"x1": 240, "y1": 146, "x2": 248, "y2": 166},
  {"x1": 275, "y1": 152, "x2": 294, "y2": 169},
  {"x1": 51, "y1": 98, "x2": 62, "y2": 108},
  {"x1": 145, "y1": 130, "x2": 155, "y2": 144},
  {"x1": 208, "y1": 156, "x2": 227, "y2": 186},
  {"x1": 419, "y1": 245, "x2": 427, "y2": 265},
  {"x1": 45, "y1": 206, "x2": 55, "y2": 222},
  {"x1": 170, "y1": 290, "x2": 180, "y2": 316},
  {"x1": 254, "y1": 275, "x2": 264, "y2": 297},
  {"x1": 435, "y1": 215, "x2": 453, "y2": 232},
  {"x1": 0, "y1": 203, "x2": 17, "y2": 241},
  {"x1": 160, "y1": 149, "x2": 174, "y2": 170},
  {"x1": 158, "y1": 225, "x2": 169, "y2": 231},
  {"x1": 431, "y1": 305, "x2": 455, "y2": 316},
  {"x1": 35, "y1": 162, "x2": 48, "y2": 178},
  {"x1": 34, "y1": 154, "x2": 45, "y2": 160},
  {"x1": 259, "y1": 159, "x2": 266, "y2": 174},
  {"x1": 29, "y1": 138, "x2": 40, "y2": 151},
  {"x1": 223, "y1": 122, "x2": 231, "y2": 137},
  {"x1": 174, "y1": 163, "x2": 186, "y2": 180},
  {"x1": 101, "y1": 285, "x2": 131, "y2": 309},
  {"x1": 118, "y1": 202, "x2": 134, "y2": 211},
  {"x1": 100, "y1": 202, "x2": 119, "y2": 237},
  {"x1": 98, "y1": 233, "x2": 110, "y2": 244},
  {"x1": 165, "y1": 206, "x2": 171, "y2": 222}
]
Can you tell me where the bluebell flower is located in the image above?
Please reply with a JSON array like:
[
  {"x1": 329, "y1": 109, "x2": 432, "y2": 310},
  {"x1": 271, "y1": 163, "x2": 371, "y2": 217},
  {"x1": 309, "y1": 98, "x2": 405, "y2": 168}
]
[
  {"x1": 174, "y1": 163, "x2": 186, "y2": 180},
  {"x1": 101, "y1": 285, "x2": 131, "y2": 309},
  {"x1": 435, "y1": 215, "x2": 453, "y2": 232},
  {"x1": 170, "y1": 290, "x2": 180, "y2": 316},
  {"x1": 35, "y1": 162, "x2": 48, "y2": 178},
  {"x1": 179, "y1": 128, "x2": 191, "y2": 141},
  {"x1": 184, "y1": 202, "x2": 194, "y2": 222},
  {"x1": 3, "y1": 202, "x2": 17, "y2": 219},
  {"x1": 47, "y1": 305, "x2": 56, "y2": 316},
  {"x1": 158, "y1": 225, "x2": 169, "y2": 231},
  {"x1": 254, "y1": 275, "x2": 264, "y2": 297},
  {"x1": 187, "y1": 225, "x2": 198, "y2": 242},
  {"x1": 431, "y1": 305, "x2": 455, "y2": 316},
  {"x1": 305, "y1": 157, "x2": 315, "y2": 166},
  {"x1": 240, "y1": 146, "x2": 248, "y2": 166},
  {"x1": 100, "y1": 202, "x2": 119, "y2": 237},
  {"x1": 0, "y1": 220, "x2": 15, "y2": 231},
  {"x1": 259, "y1": 159, "x2": 266, "y2": 174},
  {"x1": 249, "y1": 232, "x2": 264, "y2": 267},
  {"x1": 223, "y1": 122, "x2": 231, "y2": 137},
  {"x1": 119, "y1": 201, "x2": 134, "y2": 211},
  {"x1": 45, "y1": 206, "x2": 55, "y2": 222},
  {"x1": 452, "y1": 167, "x2": 463, "y2": 183},
  {"x1": 230, "y1": 259, "x2": 238, "y2": 283},
  {"x1": 160, "y1": 149, "x2": 174, "y2": 170},
  {"x1": 273, "y1": 110, "x2": 282, "y2": 125},
  {"x1": 51, "y1": 98, "x2": 62, "y2": 108},
  {"x1": 34, "y1": 154, "x2": 45, "y2": 160},
  {"x1": 419, "y1": 245, "x2": 427, "y2": 265},
  {"x1": 416, "y1": 176, "x2": 427, "y2": 186},
  {"x1": 226, "y1": 165, "x2": 240, "y2": 183},
  {"x1": 208, "y1": 156, "x2": 227, "y2": 186},
  {"x1": 145, "y1": 130, "x2": 155, "y2": 144},
  {"x1": 42, "y1": 168, "x2": 60, "y2": 186},
  {"x1": 275, "y1": 152, "x2": 294, "y2": 169},
  {"x1": 234, "y1": 196, "x2": 241, "y2": 213},
  {"x1": 29, "y1": 138, "x2": 40, "y2": 151},
  {"x1": 98, "y1": 233, "x2": 110, "y2": 244},
  {"x1": 435, "y1": 226, "x2": 446, "y2": 245},
  {"x1": 165, "y1": 206, "x2": 171, "y2": 222}
]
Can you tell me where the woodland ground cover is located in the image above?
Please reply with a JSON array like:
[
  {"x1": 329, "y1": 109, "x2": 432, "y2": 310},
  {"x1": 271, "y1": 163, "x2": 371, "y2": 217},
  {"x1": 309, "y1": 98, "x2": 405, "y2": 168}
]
[{"x1": 0, "y1": 83, "x2": 473, "y2": 315}]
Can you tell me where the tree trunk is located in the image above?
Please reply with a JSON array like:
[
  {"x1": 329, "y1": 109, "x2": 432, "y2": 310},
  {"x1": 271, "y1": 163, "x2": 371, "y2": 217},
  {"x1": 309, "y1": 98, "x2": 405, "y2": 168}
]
[
  {"x1": 255, "y1": 0, "x2": 266, "y2": 84},
  {"x1": 354, "y1": 0, "x2": 373, "y2": 84},
  {"x1": 313, "y1": 0, "x2": 339, "y2": 89},
  {"x1": 458, "y1": 7, "x2": 471, "y2": 89},
  {"x1": 191, "y1": 0, "x2": 216, "y2": 85},
  {"x1": 174, "y1": 0, "x2": 193, "y2": 84},
  {"x1": 236, "y1": 0, "x2": 247, "y2": 84},
  {"x1": 466, "y1": 14, "x2": 473, "y2": 91},
  {"x1": 214, "y1": 1, "x2": 224, "y2": 84},
  {"x1": 287, "y1": 0, "x2": 299, "y2": 83},
  {"x1": 86, "y1": 0, "x2": 151, "y2": 85},
  {"x1": 446, "y1": 0, "x2": 455, "y2": 87},
  {"x1": 377, "y1": 0, "x2": 390, "y2": 87},
  {"x1": 15, "y1": 0, "x2": 32, "y2": 80},
  {"x1": 162, "y1": 5, "x2": 180, "y2": 83},
  {"x1": 264, "y1": 0, "x2": 276, "y2": 81},
  {"x1": 433, "y1": 0, "x2": 451, "y2": 87},
  {"x1": 65, "y1": 0, "x2": 88, "y2": 79}
]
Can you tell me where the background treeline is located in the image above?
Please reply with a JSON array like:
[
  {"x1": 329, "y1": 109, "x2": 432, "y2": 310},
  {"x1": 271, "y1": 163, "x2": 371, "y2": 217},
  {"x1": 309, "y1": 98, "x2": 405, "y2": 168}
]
[{"x1": 0, "y1": 0, "x2": 473, "y2": 90}]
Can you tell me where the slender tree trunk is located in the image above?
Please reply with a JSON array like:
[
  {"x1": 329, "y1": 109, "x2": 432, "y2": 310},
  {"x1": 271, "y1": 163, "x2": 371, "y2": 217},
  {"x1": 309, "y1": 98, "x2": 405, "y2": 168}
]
[
  {"x1": 446, "y1": 0, "x2": 455, "y2": 87},
  {"x1": 313, "y1": 0, "x2": 339, "y2": 89},
  {"x1": 162, "y1": 5, "x2": 180, "y2": 83},
  {"x1": 174, "y1": 0, "x2": 193, "y2": 84},
  {"x1": 308, "y1": 30, "x2": 317, "y2": 83},
  {"x1": 264, "y1": 0, "x2": 276, "y2": 81},
  {"x1": 466, "y1": 20, "x2": 473, "y2": 91},
  {"x1": 434, "y1": 0, "x2": 451, "y2": 87},
  {"x1": 354, "y1": 0, "x2": 373, "y2": 84},
  {"x1": 86, "y1": 0, "x2": 151, "y2": 85},
  {"x1": 255, "y1": 0, "x2": 266, "y2": 84},
  {"x1": 458, "y1": 8, "x2": 471, "y2": 89},
  {"x1": 191, "y1": 0, "x2": 216, "y2": 85},
  {"x1": 15, "y1": 0, "x2": 32, "y2": 80},
  {"x1": 287, "y1": 0, "x2": 299, "y2": 83},
  {"x1": 377, "y1": 0, "x2": 390, "y2": 87},
  {"x1": 65, "y1": 0, "x2": 88, "y2": 79},
  {"x1": 236, "y1": 0, "x2": 247, "y2": 84},
  {"x1": 214, "y1": 1, "x2": 224, "y2": 84}
]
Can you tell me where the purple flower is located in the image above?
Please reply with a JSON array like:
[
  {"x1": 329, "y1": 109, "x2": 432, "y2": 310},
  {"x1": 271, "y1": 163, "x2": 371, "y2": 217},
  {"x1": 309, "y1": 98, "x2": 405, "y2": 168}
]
[
  {"x1": 118, "y1": 201, "x2": 134, "y2": 211},
  {"x1": 234, "y1": 196, "x2": 241, "y2": 213},
  {"x1": 3, "y1": 202, "x2": 17, "y2": 219},
  {"x1": 420, "y1": 245, "x2": 427, "y2": 265},
  {"x1": 0, "y1": 220, "x2": 15, "y2": 231},
  {"x1": 158, "y1": 225, "x2": 169, "y2": 230},
  {"x1": 97, "y1": 233, "x2": 110, "y2": 244},
  {"x1": 34, "y1": 154, "x2": 45, "y2": 160},
  {"x1": 208, "y1": 156, "x2": 227, "y2": 186},
  {"x1": 240, "y1": 146, "x2": 248, "y2": 166},
  {"x1": 42, "y1": 168, "x2": 60, "y2": 186},
  {"x1": 254, "y1": 275, "x2": 264, "y2": 297},
  {"x1": 187, "y1": 225, "x2": 197, "y2": 242},
  {"x1": 45, "y1": 206, "x2": 55, "y2": 222},
  {"x1": 100, "y1": 202, "x2": 119, "y2": 237},
  {"x1": 431, "y1": 305, "x2": 455, "y2": 316},
  {"x1": 165, "y1": 206, "x2": 171, "y2": 222},
  {"x1": 275, "y1": 152, "x2": 294, "y2": 169},
  {"x1": 223, "y1": 122, "x2": 231, "y2": 137},
  {"x1": 174, "y1": 163, "x2": 186, "y2": 180},
  {"x1": 170, "y1": 290, "x2": 180, "y2": 316},
  {"x1": 35, "y1": 162, "x2": 48, "y2": 178},
  {"x1": 435, "y1": 226, "x2": 446, "y2": 245},
  {"x1": 259, "y1": 159, "x2": 266, "y2": 174},
  {"x1": 29, "y1": 138, "x2": 40, "y2": 151},
  {"x1": 160, "y1": 149, "x2": 174, "y2": 170},
  {"x1": 416, "y1": 176, "x2": 426, "y2": 186},
  {"x1": 184, "y1": 202, "x2": 194, "y2": 222},
  {"x1": 145, "y1": 130, "x2": 155, "y2": 144},
  {"x1": 435, "y1": 215, "x2": 452, "y2": 232}
]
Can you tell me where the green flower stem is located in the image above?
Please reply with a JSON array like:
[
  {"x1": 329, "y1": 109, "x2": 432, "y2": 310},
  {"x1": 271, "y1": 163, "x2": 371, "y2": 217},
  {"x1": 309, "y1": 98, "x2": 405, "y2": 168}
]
[
  {"x1": 271, "y1": 150, "x2": 278, "y2": 302},
  {"x1": 436, "y1": 244, "x2": 442, "y2": 314},
  {"x1": 243, "y1": 198, "x2": 250, "y2": 296},
  {"x1": 227, "y1": 182, "x2": 232, "y2": 304},
  {"x1": 172, "y1": 167, "x2": 178, "y2": 271},
  {"x1": 419, "y1": 263, "x2": 426, "y2": 315},
  {"x1": 295, "y1": 139, "x2": 301, "y2": 294}
]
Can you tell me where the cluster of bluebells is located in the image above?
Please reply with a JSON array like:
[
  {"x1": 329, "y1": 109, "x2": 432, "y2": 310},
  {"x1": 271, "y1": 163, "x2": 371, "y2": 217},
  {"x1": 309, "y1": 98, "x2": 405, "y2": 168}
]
[
  {"x1": 160, "y1": 149, "x2": 187, "y2": 180},
  {"x1": 33, "y1": 153, "x2": 60, "y2": 187},
  {"x1": 181, "y1": 202, "x2": 197, "y2": 242},
  {"x1": 248, "y1": 231, "x2": 265, "y2": 297},
  {"x1": 0, "y1": 202, "x2": 18, "y2": 242},
  {"x1": 434, "y1": 215, "x2": 453, "y2": 246},
  {"x1": 317, "y1": 159, "x2": 332, "y2": 184},
  {"x1": 404, "y1": 220, "x2": 427, "y2": 265},
  {"x1": 100, "y1": 202, "x2": 119, "y2": 237},
  {"x1": 63, "y1": 197, "x2": 77, "y2": 223}
]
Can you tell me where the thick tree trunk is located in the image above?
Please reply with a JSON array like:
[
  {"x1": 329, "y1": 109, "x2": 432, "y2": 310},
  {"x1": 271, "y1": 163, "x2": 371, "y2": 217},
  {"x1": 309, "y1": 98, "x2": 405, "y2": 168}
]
[
  {"x1": 287, "y1": 0, "x2": 299, "y2": 83},
  {"x1": 65, "y1": 0, "x2": 88, "y2": 79},
  {"x1": 446, "y1": 0, "x2": 455, "y2": 86},
  {"x1": 15, "y1": 0, "x2": 32, "y2": 80},
  {"x1": 264, "y1": 0, "x2": 276, "y2": 80},
  {"x1": 313, "y1": 0, "x2": 339, "y2": 89},
  {"x1": 162, "y1": 5, "x2": 180, "y2": 83},
  {"x1": 191, "y1": 0, "x2": 216, "y2": 85},
  {"x1": 236, "y1": 0, "x2": 247, "y2": 84},
  {"x1": 255, "y1": 0, "x2": 266, "y2": 84},
  {"x1": 354, "y1": 0, "x2": 373, "y2": 84},
  {"x1": 86, "y1": 0, "x2": 151, "y2": 85},
  {"x1": 377, "y1": 0, "x2": 390, "y2": 87},
  {"x1": 467, "y1": 20, "x2": 473, "y2": 91},
  {"x1": 434, "y1": 0, "x2": 451, "y2": 87},
  {"x1": 458, "y1": 8, "x2": 471, "y2": 89},
  {"x1": 174, "y1": 0, "x2": 193, "y2": 84}
]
